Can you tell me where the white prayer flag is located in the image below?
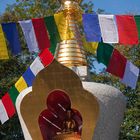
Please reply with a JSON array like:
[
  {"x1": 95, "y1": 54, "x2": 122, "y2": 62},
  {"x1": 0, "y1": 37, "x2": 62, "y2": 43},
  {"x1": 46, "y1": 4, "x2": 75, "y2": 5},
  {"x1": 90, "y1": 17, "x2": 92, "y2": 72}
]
[
  {"x1": 0, "y1": 100, "x2": 9, "y2": 124},
  {"x1": 98, "y1": 15, "x2": 119, "y2": 43},
  {"x1": 30, "y1": 56, "x2": 44, "y2": 76},
  {"x1": 121, "y1": 61, "x2": 139, "y2": 89},
  {"x1": 19, "y1": 20, "x2": 39, "y2": 52}
]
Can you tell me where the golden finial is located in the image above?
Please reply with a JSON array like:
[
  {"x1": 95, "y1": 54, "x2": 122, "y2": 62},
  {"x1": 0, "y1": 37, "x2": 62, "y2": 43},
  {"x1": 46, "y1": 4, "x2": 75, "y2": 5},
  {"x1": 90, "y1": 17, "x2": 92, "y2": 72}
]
[
  {"x1": 55, "y1": 0, "x2": 87, "y2": 67},
  {"x1": 58, "y1": 0, "x2": 81, "y2": 4}
]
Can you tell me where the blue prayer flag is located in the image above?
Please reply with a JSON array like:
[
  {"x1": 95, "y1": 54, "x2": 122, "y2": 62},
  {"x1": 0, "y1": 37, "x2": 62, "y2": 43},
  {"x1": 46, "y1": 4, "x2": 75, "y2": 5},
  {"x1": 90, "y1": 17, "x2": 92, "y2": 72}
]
[
  {"x1": 82, "y1": 14, "x2": 101, "y2": 42},
  {"x1": 23, "y1": 68, "x2": 35, "y2": 87},
  {"x1": 2, "y1": 23, "x2": 21, "y2": 55}
]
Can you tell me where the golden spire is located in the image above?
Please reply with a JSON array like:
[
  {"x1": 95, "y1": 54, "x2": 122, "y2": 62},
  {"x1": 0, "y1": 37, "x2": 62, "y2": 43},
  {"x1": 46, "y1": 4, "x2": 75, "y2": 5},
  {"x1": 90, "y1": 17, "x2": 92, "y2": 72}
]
[
  {"x1": 55, "y1": 0, "x2": 87, "y2": 67},
  {"x1": 58, "y1": 0, "x2": 81, "y2": 4}
]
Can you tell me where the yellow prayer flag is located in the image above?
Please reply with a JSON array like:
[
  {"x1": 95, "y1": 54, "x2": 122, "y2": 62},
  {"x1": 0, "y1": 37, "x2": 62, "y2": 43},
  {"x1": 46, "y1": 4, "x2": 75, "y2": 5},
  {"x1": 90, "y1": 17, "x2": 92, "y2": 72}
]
[
  {"x1": 54, "y1": 12, "x2": 74, "y2": 40},
  {"x1": 0, "y1": 25, "x2": 9, "y2": 59},
  {"x1": 82, "y1": 38, "x2": 99, "y2": 54},
  {"x1": 15, "y1": 76, "x2": 28, "y2": 93}
]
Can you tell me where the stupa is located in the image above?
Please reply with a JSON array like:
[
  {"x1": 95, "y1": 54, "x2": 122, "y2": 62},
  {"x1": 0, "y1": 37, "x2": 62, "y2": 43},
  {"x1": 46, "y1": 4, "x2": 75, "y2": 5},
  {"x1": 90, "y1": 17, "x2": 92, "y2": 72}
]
[{"x1": 15, "y1": 0, "x2": 126, "y2": 140}]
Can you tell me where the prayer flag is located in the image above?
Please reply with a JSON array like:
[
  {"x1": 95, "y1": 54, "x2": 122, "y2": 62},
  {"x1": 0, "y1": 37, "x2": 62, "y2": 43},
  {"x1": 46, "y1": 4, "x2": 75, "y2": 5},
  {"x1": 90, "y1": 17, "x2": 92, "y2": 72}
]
[
  {"x1": 15, "y1": 76, "x2": 28, "y2": 93},
  {"x1": 116, "y1": 15, "x2": 139, "y2": 45},
  {"x1": 30, "y1": 56, "x2": 44, "y2": 76},
  {"x1": 98, "y1": 15, "x2": 119, "y2": 43},
  {"x1": 19, "y1": 20, "x2": 39, "y2": 52},
  {"x1": 49, "y1": 38, "x2": 58, "y2": 55},
  {"x1": 39, "y1": 48, "x2": 54, "y2": 67},
  {"x1": 82, "y1": 38, "x2": 98, "y2": 54},
  {"x1": 8, "y1": 86, "x2": 19, "y2": 104},
  {"x1": 2, "y1": 23, "x2": 21, "y2": 55},
  {"x1": 23, "y1": 68, "x2": 35, "y2": 87},
  {"x1": 121, "y1": 61, "x2": 139, "y2": 89},
  {"x1": 54, "y1": 12, "x2": 74, "y2": 40},
  {"x1": 32, "y1": 18, "x2": 50, "y2": 51},
  {"x1": 82, "y1": 14, "x2": 101, "y2": 42},
  {"x1": 44, "y1": 16, "x2": 61, "y2": 54},
  {"x1": 106, "y1": 49, "x2": 127, "y2": 78},
  {"x1": 97, "y1": 42, "x2": 114, "y2": 66},
  {"x1": 134, "y1": 15, "x2": 140, "y2": 39},
  {"x1": 2, "y1": 93, "x2": 15, "y2": 117},
  {"x1": 0, "y1": 100, "x2": 9, "y2": 124},
  {"x1": 0, "y1": 25, "x2": 9, "y2": 59}
]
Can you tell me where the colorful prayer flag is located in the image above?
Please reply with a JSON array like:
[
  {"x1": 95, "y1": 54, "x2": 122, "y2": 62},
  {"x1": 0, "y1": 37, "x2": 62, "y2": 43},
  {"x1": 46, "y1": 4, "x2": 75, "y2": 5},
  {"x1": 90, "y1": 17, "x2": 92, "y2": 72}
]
[
  {"x1": 121, "y1": 61, "x2": 140, "y2": 89},
  {"x1": 2, "y1": 23, "x2": 21, "y2": 55},
  {"x1": 0, "y1": 24, "x2": 9, "y2": 59},
  {"x1": 82, "y1": 14, "x2": 101, "y2": 42},
  {"x1": 0, "y1": 100, "x2": 9, "y2": 124},
  {"x1": 82, "y1": 38, "x2": 98, "y2": 54},
  {"x1": 15, "y1": 76, "x2": 28, "y2": 93},
  {"x1": 97, "y1": 42, "x2": 114, "y2": 66},
  {"x1": 19, "y1": 20, "x2": 39, "y2": 52},
  {"x1": 49, "y1": 38, "x2": 59, "y2": 55},
  {"x1": 44, "y1": 16, "x2": 61, "y2": 54},
  {"x1": 30, "y1": 56, "x2": 44, "y2": 76},
  {"x1": 116, "y1": 15, "x2": 139, "y2": 45},
  {"x1": 8, "y1": 86, "x2": 19, "y2": 104},
  {"x1": 106, "y1": 49, "x2": 127, "y2": 78},
  {"x1": 2, "y1": 93, "x2": 15, "y2": 118},
  {"x1": 134, "y1": 15, "x2": 140, "y2": 39},
  {"x1": 39, "y1": 48, "x2": 54, "y2": 67},
  {"x1": 98, "y1": 15, "x2": 119, "y2": 43},
  {"x1": 32, "y1": 18, "x2": 50, "y2": 51},
  {"x1": 54, "y1": 12, "x2": 74, "y2": 40},
  {"x1": 23, "y1": 68, "x2": 35, "y2": 87}
]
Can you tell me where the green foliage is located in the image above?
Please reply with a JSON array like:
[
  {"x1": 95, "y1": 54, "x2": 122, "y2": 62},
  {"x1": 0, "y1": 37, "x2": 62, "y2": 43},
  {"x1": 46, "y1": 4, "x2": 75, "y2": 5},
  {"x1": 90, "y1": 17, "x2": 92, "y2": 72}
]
[{"x1": 88, "y1": 44, "x2": 140, "y2": 140}]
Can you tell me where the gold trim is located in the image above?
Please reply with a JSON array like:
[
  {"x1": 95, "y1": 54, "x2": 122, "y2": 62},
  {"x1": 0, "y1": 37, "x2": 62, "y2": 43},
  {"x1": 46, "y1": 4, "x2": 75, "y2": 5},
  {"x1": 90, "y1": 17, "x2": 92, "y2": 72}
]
[
  {"x1": 58, "y1": 45, "x2": 84, "y2": 50},
  {"x1": 59, "y1": 60, "x2": 87, "y2": 66},
  {"x1": 57, "y1": 55, "x2": 86, "y2": 59},
  {"x1": 58, "y1": 50, "x2": 85, "y2": 55},
  {"x1": 57, "y1": 57, "x2": 87, "y2": 61},
  {"x1": 60, "y1": 40, "x2": 77, "y2": 44}
]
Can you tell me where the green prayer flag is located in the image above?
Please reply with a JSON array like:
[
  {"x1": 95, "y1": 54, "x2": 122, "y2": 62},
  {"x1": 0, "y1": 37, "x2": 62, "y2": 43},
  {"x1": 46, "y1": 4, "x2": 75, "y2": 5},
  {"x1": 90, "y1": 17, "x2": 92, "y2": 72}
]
[
  {"x1": 44, "y1": 16, "x2": 61, "y2": 55},
  {"x1": 49, "y1": 37, "x2": 58, "y2": 55},
  {"x1": 97, "y1": 42, "x2": 114, "y2": 66},
  {"x1": 8, "y1": 86, "x2": 19, "y2": 105},
  {"x1": 134, "y1": 16, "x2": 140, "y2": 39}
]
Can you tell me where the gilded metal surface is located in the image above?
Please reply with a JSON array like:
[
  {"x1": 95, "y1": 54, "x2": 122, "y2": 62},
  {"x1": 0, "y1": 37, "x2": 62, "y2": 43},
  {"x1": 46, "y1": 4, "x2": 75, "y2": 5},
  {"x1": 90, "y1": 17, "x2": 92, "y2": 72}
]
[
  {"x1": 55, "y1": 0, "x2": 87, "y2": 67},
  {"x1": 57, "y1": 57, "x2": 86, "y2": 62},
  {"x1": 57, "y1": 53, "x2": 86, "y2": 58},
  {"x1": 58, "y1": 0, "x2": 81, "y2": 4},
  {"x1": 20, "y1": 60, "x2": 99, "y2": 140},
  {"x1": 53, "y1": 132, "x2": 81, "y2": 140}
]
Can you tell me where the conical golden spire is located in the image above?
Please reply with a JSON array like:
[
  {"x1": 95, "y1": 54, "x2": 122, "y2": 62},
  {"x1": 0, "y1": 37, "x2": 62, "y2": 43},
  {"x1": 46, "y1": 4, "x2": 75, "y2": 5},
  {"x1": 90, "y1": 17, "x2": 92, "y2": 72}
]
[{"x1": 55, "y1": 0, "x2": 87, "y2": 67}]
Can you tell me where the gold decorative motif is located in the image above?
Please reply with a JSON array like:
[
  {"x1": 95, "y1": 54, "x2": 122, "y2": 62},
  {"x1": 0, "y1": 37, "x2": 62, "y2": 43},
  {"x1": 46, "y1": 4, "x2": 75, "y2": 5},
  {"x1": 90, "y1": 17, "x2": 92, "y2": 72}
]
[
  {"x1": 20, "y1": 60, "x2": 99, "y2": 140},
  {"x1": 55, "y1": 0, "x2": 87, "y2": 67},
  {"x1": 53, "y1": 109, "x2": 81, "y2": 140},
  {"x1": 53, "y1": 132, "x2": 81, "y2": 140},
  {"x1": 58, "y1": 0, "x2": 81, "y2": 4}
]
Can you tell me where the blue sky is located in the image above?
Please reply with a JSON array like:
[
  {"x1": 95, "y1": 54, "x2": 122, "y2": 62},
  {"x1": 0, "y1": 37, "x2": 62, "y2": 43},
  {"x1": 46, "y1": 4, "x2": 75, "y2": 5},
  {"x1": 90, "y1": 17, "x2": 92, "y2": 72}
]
[
  {"x1": 92, "y1": 0, "x2": 140, "y2": 14},
  {"x1": 0, "y1": 0, "x2": 140, "y2": 14}
]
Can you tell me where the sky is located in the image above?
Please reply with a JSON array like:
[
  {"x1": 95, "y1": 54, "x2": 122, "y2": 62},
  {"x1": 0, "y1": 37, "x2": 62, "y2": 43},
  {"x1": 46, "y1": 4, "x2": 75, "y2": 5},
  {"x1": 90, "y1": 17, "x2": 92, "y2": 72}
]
[
  {"x1": 0, "y1": 0, "x2": 140, "y2": 14},
  {"x1": 0, "y1": 0, "x2": 140, "y2": 15},
  {"x1": 92, "y1": 0, "x2": 140, "y2": 14}
]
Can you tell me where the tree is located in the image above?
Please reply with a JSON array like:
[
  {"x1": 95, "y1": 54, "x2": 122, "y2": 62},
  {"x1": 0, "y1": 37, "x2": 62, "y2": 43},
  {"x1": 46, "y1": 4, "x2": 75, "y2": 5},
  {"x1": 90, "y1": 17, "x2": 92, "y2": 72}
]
[{"x1": 0, "y1": 0, "x2": 95, "y2": 139}]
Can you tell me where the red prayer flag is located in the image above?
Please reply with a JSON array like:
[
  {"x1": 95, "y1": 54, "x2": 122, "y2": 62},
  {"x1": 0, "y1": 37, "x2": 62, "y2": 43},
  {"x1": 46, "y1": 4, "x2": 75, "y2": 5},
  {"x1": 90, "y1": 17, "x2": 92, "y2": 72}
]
[
  {"x1": 32, "y1": 18, "x2": 50, "y2": 51},
  {"x1": 2, "y1": 93, "x2": 15, "y2": 118},
  {"x1": 116, "y1": 15, "x2": 139, "y2": 45},
  {"x1": 106, "y1": 49, "x2": 127, "y2": 78},
  {"x1": 39, "y1": 48, "x2": 54, "y2": 67}
]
